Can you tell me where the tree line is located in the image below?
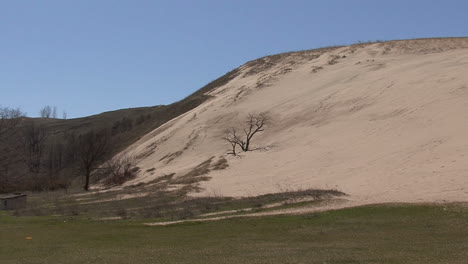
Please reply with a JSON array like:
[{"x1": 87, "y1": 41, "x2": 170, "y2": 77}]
[
  {"x1": 0, "y1": 106, "x2": 142, "y2": 193},
  {"x1": 38, "y1": 105, "x2": 67, "y2": 119}
]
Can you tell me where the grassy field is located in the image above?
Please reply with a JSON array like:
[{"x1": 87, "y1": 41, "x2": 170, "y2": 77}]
[{"x1": 1, "y1": 203, "x2": 468, "y2": 264}]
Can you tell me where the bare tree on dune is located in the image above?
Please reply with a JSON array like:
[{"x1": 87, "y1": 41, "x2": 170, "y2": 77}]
[{"x1": 223, "y1": 112, "x2": 270, "y2": 155}]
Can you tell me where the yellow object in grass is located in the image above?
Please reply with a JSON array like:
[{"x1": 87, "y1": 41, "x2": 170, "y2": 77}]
[{"x1": 25, "y1": 237, "x2": 32, "y2": 240}]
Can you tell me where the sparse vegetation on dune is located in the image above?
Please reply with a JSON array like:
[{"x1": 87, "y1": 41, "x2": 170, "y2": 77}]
[{"x1": 10, "y1": 184, "x2": 344, "y2": 221}]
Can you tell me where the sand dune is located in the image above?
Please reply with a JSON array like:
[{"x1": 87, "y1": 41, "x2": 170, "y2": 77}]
[{"x1": 115, "y1": 38, "x2": 468, "y2": 205}]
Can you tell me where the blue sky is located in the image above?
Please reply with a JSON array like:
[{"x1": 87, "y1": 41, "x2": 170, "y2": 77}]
[{"x1": 1, "y1": 0, "x2": 467, "y2": 118}]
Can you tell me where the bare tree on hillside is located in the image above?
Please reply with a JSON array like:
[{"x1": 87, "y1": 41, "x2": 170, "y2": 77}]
[
  {"x1": 223, "y1": 128, "x2": 242, "y2": 156},
  {"x1": 223, "y1": 113, "x2": 270, "y2": 155},
  {"x1": 0, "y1": 106, "x2": 24, "y2": 142},
  {"x1": 76, "y1": 130, "x2": 110, "y2": 191},
  {"x1": 39, "y1": 105, "x2": 58, "y2": 118},
  {"x1": 0, "y1": 106, "x2": 25, "y2": 192},
  {"x1": 39, "y1": 105, "x2": 52, "y2": 118},
  {"x1": 22, "y1": 121, "x2": 47, "y2": 174},
  {"x1": 43, "y1": 141, "x2": 70, "y2": 191}
]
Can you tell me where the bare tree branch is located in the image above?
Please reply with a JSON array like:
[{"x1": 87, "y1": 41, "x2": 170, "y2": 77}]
[
  {"x1": 223, "y1": 128, "x2": 242, "y2": 155},
  {"x1": 243, "y1": 113, "x2": 268, "y2": 151},
  {"x1": 223, "y1": 112, "x2": 270, "y2": 154}
]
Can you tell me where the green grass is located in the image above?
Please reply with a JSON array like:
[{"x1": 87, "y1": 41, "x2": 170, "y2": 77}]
[{"x1": 1, "y1": 203, "x2": 468, "y2": 263}]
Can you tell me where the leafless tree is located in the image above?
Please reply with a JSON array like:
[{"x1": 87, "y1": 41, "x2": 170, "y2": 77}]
[
  {"x1": 0, "y1": 106, "x2": 25, "y2": 192},
  {"x1": 39, "y1": 105, "x2": 58, "y2": 118},
  {"x1": 242, "y1": 113, "x2": 269, "y2": 151},
  {"x1": 22, "y1": 121, "x2": 47, "y2": 174},
  {"x1": 223, "y1": 113, "x2": 269, "y2": 155},
  {"x1": 39, "y1": 105, "x2": 52, "y2": 118},
  {"x1": 42, "y1": 141, "x2": 70, "y2": 191},
  {"x1": 62, "y1": 111, "x2": 67, "y2": 120},
  {"x1": 223, "y1": 128, "x2": 242, "y2": 155},
  {"x1": 0, "y1": 106, "x2": 24, "y2": 142},
  {"x1": 76, "y1": 130, "x2": 110, "y2": 191}
]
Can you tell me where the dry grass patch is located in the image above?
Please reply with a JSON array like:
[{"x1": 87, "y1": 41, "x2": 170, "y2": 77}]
[
  {"x1": 211, "y1": 157, "x2": 228, "y2": 170},
  {"x1": 171, "y1": 157, "x2": 214, "y2": 185}
]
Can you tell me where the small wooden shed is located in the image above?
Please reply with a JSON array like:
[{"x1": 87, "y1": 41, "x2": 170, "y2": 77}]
[{"x1": 0, "y1": 193, "x2": 27, "y2": 210}]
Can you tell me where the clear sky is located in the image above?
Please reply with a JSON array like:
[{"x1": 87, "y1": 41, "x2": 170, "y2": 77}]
[{"x1": 1, "y1": 0, "x2": 467, "y2": 118}]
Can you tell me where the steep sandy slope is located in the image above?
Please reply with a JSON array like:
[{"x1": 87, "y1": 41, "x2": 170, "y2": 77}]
[{"x1": 117, "y1": 38, "x2": 468, "y2": 205}]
